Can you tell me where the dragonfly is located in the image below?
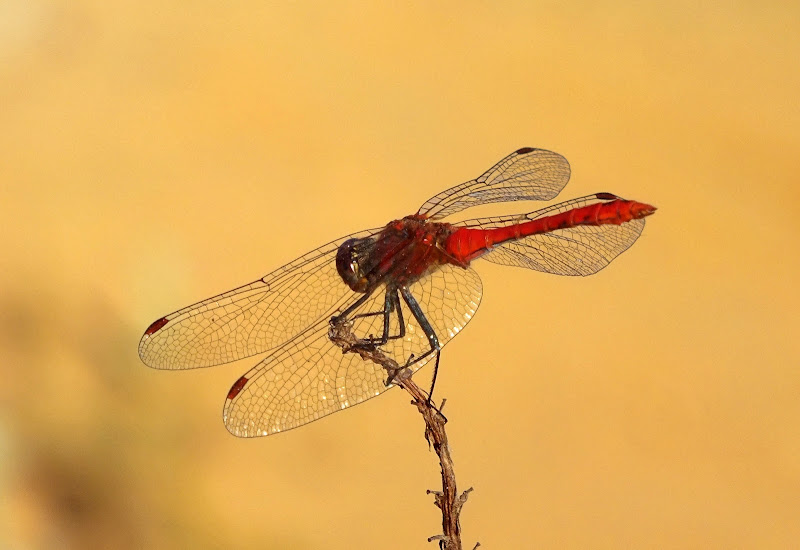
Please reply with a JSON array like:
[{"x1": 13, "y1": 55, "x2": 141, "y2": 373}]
[{"x1": 139, "y1": 148, "x2": 656, "y2": 437}]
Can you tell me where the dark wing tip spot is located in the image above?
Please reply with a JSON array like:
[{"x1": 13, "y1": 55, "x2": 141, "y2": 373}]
[
  {"x1": 515, "y1": 147, "x2": 535, "y2": 155},
  {"x1": 144, "y1": 317, "x2": 169, "y2": 336},
  {"x1": 595, "y1": 192, "x2": 619, "y2": 201},
  {"x1": 227, "y1": 376, "x2": 249, "y2": 400}
]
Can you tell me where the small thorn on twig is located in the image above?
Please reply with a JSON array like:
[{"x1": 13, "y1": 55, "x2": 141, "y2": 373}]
[
  {"x1": 427, "y1": 489, "x2": 445, "y2": 510},
  {"x1": 472, "y1": 542, "x2": 481, "y2": 549},
  {"x1": 427, "y1": 534, "x2": 447, "y2": 543},
  {"x1": 427, "y1": 488, "x2": 445, "y2": 509}
]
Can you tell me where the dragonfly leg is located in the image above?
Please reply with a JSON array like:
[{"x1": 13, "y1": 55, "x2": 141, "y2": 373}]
[
  {"x1": 365, "y1": 288, "x2": 405, "y2": 346},
  {"x1": 398, "y1": 286, "x2": 441, "y2": 404},
  {"x1": 331, "y1": 288, "x2": 405, "y2": 348},
  {"x1": 331, "y1": 289, "x2": 375, "y2": 325},
  {"x1": 389, "y1": 295, "x2": 406, "y2": 341}
]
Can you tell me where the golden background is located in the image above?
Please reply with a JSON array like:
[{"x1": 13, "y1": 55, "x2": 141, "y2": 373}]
[{"x1": 2, "y1": 2, "x2": 798, "y2": 548}]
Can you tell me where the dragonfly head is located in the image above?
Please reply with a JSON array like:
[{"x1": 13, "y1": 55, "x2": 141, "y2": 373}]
[{"x1": 336, "y1": 237, "x2": 373, "y2": 293}]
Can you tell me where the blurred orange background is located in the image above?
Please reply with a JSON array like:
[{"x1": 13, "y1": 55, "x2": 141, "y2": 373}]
[{"x1": 2, "y1": 2, "x2": 799, "y2": 548}]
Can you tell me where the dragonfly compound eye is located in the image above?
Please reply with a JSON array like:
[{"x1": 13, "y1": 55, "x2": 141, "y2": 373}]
[{"x1": 336, "y1": 238, "x2": 370, "y2": 293}]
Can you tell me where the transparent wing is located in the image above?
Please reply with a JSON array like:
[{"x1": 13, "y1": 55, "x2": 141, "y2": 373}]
[
  {"x1": 138, "y1": 228, "x2": 380, "y2": 370},
  {"x1": 417, "y1": 148, "x2": 571, "y2": 220},
  {"x1": 223, "y1": 264, "x2": 483, "y2": 437},
  {"x1": 459, "y1": 195, "x2": 648, "y2": 276}
]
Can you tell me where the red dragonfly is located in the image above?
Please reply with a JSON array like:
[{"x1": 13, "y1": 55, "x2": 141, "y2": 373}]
[{"x1": 140, "y1": 148, "x2": 655, "y2": 437}]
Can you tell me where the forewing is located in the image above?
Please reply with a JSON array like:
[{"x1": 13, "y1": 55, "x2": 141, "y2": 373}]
[
  {"x1": 138, "y1": 229, "x2": 379, "y2": 370},
  {"x1": 460, "y1": 195, "x2": 647, "y2": 276},
  {"x1": 223, "y1": 264, "x2": 483, "y2": 437},
  {"x1": 418, "y1": 148, "x2": 571, "y2": 220}
]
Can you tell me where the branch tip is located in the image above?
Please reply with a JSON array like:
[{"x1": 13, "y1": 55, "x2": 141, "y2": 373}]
[{"x1": 329, "y1": 316, "x2": 468, "y2": 550}]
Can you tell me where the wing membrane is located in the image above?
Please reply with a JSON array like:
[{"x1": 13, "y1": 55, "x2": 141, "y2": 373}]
[
  {"x1": 138, "y1": 228, "x2": 379, "y2": 370},
  {"x1": 223, "y1": 264, "x2": 483, "y2": 436},
  {"x1": 418, "y1": 148, "x2": 571, "y2": 220}
]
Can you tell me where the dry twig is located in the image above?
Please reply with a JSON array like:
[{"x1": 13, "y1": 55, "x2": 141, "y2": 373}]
[{"x1": 329, "y1": 318, "x2": 475, "y2": 550}]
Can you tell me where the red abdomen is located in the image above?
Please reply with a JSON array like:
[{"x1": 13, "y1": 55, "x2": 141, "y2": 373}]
[{"x1": 445, "y1": 196, "x2": 656, "y2": 264}]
